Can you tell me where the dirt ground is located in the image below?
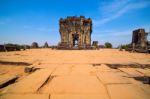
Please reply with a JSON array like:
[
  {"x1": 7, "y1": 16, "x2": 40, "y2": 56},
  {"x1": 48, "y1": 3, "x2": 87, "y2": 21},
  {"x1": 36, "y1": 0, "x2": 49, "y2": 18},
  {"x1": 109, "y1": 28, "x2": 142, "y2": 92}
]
[{"x1": 0, "y1": 49, "x2": 150, "y2": 99}]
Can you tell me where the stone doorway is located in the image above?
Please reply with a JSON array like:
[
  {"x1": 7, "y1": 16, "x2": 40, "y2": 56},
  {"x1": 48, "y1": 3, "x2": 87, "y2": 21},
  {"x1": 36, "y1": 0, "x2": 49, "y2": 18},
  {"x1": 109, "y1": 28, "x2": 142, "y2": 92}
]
[
  {"x1": 72, "y1": 33, "x2": 79, "y2": 48},
  {"x1": 58, "y1": 16, "x2": 92, "y2": 49}
]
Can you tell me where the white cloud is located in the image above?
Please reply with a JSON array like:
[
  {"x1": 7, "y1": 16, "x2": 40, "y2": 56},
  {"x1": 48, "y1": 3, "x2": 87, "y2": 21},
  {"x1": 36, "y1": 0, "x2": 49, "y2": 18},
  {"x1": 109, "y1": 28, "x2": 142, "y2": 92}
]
[
  {"x1": 94, "y1": 0, "x2": 150, "y2": 26},
  {"x1": 93, "y1": 29, "x2": 131, "y2": 37},
  {"x1": 94, "y1": 24, "x2": 150, "y2": 37},
  {"x1": 110, "y1": 31, "x2": 131, "y2": 36},
  {"x1": 92, "y1": 24, "x2": 150, "y2": 47},
  {"x1": 100, "y1": 0, "x2": 130, "y2": 17}
]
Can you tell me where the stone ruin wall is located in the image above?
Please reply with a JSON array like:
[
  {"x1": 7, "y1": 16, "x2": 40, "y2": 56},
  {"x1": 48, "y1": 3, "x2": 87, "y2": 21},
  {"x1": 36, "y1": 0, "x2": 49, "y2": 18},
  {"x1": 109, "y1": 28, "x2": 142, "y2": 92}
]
[
  {"x1": 59, "y1": 16, "x2": 92, "y2": 49},
  {"x1": 132, "y1": 29, "x2": 149, "y2": 49},
  {"x1": 127, "y1": 28, "x2": 150, "y2": 53}
]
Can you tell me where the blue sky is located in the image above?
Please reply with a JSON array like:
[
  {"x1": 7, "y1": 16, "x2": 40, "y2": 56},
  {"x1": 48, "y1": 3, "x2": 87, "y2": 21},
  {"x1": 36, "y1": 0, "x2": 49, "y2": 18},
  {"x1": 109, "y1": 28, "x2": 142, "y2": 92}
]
[{"x1": 0, "y1": 0, "x2": 150, "y2": 47}]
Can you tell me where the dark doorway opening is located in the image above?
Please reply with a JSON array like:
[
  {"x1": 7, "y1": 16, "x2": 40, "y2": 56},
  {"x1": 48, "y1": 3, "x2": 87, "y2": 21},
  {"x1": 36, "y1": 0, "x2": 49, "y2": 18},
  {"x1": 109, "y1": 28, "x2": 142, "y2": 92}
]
[{"x1": 72, "y1": 33, "x2": 79, "y2": 48}]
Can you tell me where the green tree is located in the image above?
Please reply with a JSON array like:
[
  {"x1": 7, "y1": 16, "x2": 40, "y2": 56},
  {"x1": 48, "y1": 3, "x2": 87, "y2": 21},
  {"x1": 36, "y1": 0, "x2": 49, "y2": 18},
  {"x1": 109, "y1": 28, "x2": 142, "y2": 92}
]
[
  {"x1": 105, "y1": 42, "x2": 112, "y2": 48},
  {"x1": 4, "y1": 43, "x2": 24, "y2": 50},
  {"x1": 120, "y1": 44, "x2": 129, "y2": 50}
]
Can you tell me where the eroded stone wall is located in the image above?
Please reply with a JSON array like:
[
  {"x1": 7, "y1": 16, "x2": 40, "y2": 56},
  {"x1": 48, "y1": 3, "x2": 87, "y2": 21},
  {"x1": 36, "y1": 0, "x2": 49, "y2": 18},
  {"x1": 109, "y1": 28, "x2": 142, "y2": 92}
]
[{"x1": 59, "y1": 16, "x2": 92, "y2": 49}]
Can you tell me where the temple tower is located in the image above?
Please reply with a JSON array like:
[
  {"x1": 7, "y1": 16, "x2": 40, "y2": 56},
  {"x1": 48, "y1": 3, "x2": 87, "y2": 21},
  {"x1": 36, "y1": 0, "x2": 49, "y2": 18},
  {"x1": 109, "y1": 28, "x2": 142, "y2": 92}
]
[{"x1": 59, "y1": 16, "x2": 92, "y2": 49}]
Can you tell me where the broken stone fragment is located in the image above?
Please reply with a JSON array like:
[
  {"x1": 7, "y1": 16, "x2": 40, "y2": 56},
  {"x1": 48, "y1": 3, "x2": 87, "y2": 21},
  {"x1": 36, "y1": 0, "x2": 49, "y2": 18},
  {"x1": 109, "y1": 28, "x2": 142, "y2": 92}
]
[
  {"x1": 24, "y1": 66, "x2": 38, "y2": 73},
  {"x1": 143, "y1": 76, "x2": 150, "y2": 84}
]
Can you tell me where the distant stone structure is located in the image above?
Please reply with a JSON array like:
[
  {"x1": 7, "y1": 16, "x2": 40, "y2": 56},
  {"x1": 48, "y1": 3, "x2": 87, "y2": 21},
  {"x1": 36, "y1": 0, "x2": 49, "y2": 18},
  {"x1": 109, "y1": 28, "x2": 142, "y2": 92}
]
[
  {"x1": 128, "y1": 29, "x2": 150, "y2": 53},
  {"x1": 43, "y1": 42, "x2": 49, "y2": 48},
  {"x1": 132, "y1": 29, "x2": 148, "y2": 49},
  {"x1": 31, "y1": 42, "x2": 39, "y2": 48},
  {"x1": 92, "y1": 41, "x2": 99, "y2": 49},
  {"x1": 58, "y1": 16, "x2": 92, "y2": 49},
  {"x1": 0, "y1": 45, "x2": 5, "y2": 52}
]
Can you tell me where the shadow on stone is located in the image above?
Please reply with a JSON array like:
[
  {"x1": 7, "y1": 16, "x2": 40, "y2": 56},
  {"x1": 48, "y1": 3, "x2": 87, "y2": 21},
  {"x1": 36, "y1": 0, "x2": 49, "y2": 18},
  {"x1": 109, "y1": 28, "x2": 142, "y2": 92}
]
[
  {"x1": 0, "y1": 76, "x2": 18, "y2": 89},
  {"x1": 106, "y1": 63, "x2": 150, "y2": 69},
  {"x1": 92, "y1": 64, "x2": 101, "y2": 67},
  {"x1": 133, "y1": 76, "x2": 150, "y2": 84},
  {"x1": 0, "y1": 60, "x2": 31, "y2": 66}
]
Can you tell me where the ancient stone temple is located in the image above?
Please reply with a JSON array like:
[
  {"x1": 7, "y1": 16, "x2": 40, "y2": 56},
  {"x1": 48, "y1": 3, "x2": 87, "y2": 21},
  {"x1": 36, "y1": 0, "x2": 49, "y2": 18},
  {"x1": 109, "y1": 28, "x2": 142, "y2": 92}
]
[
  {"x1": 132, "y1": 29, "x2": 148, "y2": 49},
  {"x1": 128, "y1": 28, "x2": 150, "y2": 53},
  {"x1": 58, "y1": 16, "x2": 92, "y2": 49}
]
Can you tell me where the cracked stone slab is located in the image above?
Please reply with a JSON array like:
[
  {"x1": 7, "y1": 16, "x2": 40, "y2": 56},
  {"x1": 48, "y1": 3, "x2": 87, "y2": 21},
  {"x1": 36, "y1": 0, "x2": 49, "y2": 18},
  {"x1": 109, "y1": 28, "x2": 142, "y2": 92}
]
[
  {"x1": 94, "y1": 64, "x2": 123, "y2": 74},
  {"x1": 6, "y1": 69, "x2": 53, "y2": 94},
  {"x1": 97, "y1": 71, "x2": 131, "y2": 84},
  {"x1": 0, "y1": 94, "x2": 49, "y2": 99},
  {"x1": 70, "y1": 65, "x2": 96, "y2": 76},
  {"x1": 40, "y1": 76, "x2": 108, "y2": 96},
  {"x1": 107, "y1": 84, "x2": 150, "y2": 99},
  {"x1": 50, "y1": 94, "x2": 109, "y2": 99},
  {"x1": 135, "y1": 68, "x2": 150, "y2": 76},
  {"x1": 119, "y1": 68, "x2": 144, "y2": 77},
  {"x1": 52, "y1": 65, "x2": 73, "y2": 76}
]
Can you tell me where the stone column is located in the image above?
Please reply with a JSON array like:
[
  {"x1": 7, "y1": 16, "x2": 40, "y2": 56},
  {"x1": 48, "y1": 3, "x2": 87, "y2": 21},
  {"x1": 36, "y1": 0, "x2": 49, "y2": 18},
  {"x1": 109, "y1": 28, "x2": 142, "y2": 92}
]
[
  {"x1": 78, "y1": 33, "x2": 81, "y2": 47},
  {"x1": 87, "y1": 32, "x2": 91, "y2": 45},
  {"x1": 70, "y1": 32, "x2": 73, "y2": 47}
]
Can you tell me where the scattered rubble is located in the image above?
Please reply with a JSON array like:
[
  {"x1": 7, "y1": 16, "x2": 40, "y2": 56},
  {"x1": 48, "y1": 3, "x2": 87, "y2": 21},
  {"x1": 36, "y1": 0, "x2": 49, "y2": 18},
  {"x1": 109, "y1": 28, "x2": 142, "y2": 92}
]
[{"x1": 24, "y1": 66, "x2": 40, "y2": 73}]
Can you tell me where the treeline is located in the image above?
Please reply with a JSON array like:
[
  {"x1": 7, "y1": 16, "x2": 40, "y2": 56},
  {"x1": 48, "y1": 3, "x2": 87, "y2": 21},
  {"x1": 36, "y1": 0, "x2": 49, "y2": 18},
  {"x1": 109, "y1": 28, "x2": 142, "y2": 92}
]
[
  {"x1": 4, "y1": 43, "x2": 29, "y2": 50},
  {"x1": 0, "y1": 41, "x2": 130, "y2": 52},
  {"x1": 0, "y1": 42, "x2": 54, "y2": 52},
  {"x1": 118, "y1": 44, "x2": 130, "y2": 50},
  {"x1": 0, "y1": 43, "x2": 30, "y2": 52},
  {"x1": 104, "y1": 42, "x2": 112, "y2": 48}
]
